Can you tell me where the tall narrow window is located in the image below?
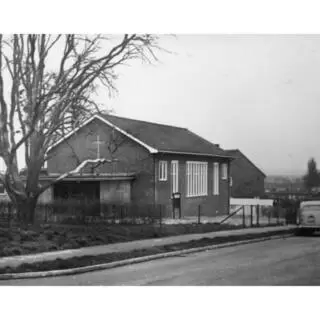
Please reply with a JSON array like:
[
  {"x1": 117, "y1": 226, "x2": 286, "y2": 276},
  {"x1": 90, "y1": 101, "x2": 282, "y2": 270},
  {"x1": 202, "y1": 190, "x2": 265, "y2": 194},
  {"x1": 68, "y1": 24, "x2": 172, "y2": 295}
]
[
  {"x1": 171, "y1": 161, "x2": 179, "y2": 193},
  {"x1": 186, "y1": 161, "x2": 208, "y2": 197},
  {"x1": 159, "y1": 161, "x2": 168, "y2": 181},
  {"x1": 213, "y1": 162, "x2": 219, "y2": 195},
  {"x1": 221, "y1": 163, "x2": 228, "y2": 180}
]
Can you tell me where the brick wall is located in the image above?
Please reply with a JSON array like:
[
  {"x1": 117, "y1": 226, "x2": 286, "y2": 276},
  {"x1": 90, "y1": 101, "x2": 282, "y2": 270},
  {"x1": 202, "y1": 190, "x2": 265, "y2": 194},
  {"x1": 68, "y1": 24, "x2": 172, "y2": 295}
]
[
  {"x1": 154, "y1": 154, "x2": 231, "y2": 217},
  {"x1": 48, "y1": 118, "x2": 155, "y2": 206},
  {"x1": 47, "y1": 118, "x2": 231, "y2": 215},
  {"x1": 230, "y1": 154, "x2": 265, "y2": 198}
]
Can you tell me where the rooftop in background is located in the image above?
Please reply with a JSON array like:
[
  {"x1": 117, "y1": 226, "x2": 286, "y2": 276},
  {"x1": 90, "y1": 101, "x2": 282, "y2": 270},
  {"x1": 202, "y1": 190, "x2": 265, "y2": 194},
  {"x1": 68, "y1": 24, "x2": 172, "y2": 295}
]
[{"x1": 225, "y1": 149, "x2": 266, "y2": 177}]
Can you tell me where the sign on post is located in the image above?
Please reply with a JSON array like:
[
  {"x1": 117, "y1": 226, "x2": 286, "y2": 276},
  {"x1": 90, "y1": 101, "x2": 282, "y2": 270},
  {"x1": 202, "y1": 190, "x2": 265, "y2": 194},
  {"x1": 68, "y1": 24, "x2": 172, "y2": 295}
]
[{"x1": 172, "y1": 192, "x2": 181, "y2": 219}]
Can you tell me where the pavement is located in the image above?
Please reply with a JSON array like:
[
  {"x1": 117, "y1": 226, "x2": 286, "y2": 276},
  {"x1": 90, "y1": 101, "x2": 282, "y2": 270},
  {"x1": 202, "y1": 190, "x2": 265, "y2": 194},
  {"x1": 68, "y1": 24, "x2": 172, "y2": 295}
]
[
  {"x1": 0, "y1": 225, "x2": 295, "y2": 269},
  {"x1": 1, "y1": 234, "x2": 318, "y2": 285}
]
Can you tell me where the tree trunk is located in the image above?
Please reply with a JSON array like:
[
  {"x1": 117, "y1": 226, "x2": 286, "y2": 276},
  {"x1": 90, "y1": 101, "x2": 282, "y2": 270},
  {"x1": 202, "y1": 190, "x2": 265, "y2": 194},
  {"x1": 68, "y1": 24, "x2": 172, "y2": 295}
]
[{"x1": 16, "y1": 196, "x2": 38, "y2": 225}]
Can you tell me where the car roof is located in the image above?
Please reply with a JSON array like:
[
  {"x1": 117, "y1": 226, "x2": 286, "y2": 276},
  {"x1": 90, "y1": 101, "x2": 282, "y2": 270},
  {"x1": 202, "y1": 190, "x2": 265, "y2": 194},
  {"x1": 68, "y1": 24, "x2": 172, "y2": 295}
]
[{"x1": 300, "y1": 200, "x2": 320, "y2": 207}]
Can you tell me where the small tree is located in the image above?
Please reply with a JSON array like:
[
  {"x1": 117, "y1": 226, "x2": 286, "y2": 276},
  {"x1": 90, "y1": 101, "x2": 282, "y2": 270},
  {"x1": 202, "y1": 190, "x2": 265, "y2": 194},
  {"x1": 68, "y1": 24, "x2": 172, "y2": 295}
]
[
  {"x1": 303, "y1": 158, "x2": 320, "y2": 192},
  {"x1": 0, "y1": 34, "x2": 162, "y2": 223}
]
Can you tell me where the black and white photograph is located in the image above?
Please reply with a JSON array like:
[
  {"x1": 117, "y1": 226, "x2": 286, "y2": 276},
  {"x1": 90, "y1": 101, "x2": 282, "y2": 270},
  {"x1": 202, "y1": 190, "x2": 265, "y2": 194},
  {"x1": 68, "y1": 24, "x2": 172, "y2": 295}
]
[{"x1": 0, "y1": 2, "x2": 320, "y2": 319}]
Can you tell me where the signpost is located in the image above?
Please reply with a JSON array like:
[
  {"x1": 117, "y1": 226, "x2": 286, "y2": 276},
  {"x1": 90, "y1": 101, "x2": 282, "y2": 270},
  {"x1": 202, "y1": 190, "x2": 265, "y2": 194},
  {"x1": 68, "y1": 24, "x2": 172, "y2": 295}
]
[{"x1": 172, "y1": 192, "x2": 181, "y2": 219}]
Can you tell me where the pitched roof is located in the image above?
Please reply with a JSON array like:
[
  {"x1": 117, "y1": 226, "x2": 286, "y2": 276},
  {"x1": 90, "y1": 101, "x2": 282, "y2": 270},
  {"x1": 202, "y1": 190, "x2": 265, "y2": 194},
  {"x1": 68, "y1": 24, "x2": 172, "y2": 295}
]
[
  {"x1": 48, "y1": 113, "x2": 232, "y2": 158},
  {"x1": 100, "y1": 114, "x2": 231, "y2": 158},
  {"x1": 226, "y1": 149, "x2": 266, "y2": 177}
]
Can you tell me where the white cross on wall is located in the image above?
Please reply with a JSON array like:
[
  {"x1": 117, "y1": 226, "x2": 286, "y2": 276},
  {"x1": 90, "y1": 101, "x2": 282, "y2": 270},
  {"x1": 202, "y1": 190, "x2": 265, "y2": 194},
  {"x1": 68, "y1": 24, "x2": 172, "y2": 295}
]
[{"x1": 92, "y1": 135, "x2": 104, "y2": 159}]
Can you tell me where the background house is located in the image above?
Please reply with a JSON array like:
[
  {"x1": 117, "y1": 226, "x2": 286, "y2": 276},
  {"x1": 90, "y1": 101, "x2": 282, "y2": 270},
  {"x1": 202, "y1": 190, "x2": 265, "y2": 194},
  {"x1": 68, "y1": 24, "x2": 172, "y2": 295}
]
[
  {"x1": 226, "y1": 149, "x2": 266, "y2": 198},
  {"x1": 45, "y1": 114, "x2": 233, "y2": 217}
]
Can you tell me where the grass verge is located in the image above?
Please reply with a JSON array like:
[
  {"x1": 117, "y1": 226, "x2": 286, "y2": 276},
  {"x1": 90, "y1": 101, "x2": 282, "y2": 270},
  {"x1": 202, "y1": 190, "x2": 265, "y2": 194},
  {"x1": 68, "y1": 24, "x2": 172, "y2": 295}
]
[
  {"x1": 0, "y1": 222, "x2": 281, "y2": 257},
  {"x1": 0, "y1": 229, "x2": 293, "y2": 275}
]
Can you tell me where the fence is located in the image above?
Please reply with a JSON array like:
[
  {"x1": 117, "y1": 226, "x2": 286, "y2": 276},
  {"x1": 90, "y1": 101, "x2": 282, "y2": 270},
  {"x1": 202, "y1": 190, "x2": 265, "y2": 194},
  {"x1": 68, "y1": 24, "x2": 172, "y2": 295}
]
[
  {"x1": 224, "y1": 204, "x2": 288, "y2": 227},
  {"x1": 0, "y1": 200, "x2": 173, "y2": 226},
  {"x1": 0, "y1": 199, "x2": 295, "y2": 227}
]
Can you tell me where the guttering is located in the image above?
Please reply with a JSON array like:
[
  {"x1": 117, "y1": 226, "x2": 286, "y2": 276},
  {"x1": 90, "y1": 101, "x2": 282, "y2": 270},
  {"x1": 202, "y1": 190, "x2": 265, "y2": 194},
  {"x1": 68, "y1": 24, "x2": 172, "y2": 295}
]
[
  {"x1": 46, "y1": 114, "x2": 233, "y2": 160},
  {"x1": 157, "y1": 150, "x2": 235, "y2": 159}
]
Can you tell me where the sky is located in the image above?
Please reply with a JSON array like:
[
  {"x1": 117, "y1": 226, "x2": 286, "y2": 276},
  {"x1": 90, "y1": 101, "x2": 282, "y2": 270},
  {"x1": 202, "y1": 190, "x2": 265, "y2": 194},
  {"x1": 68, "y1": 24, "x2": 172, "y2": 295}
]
[
  {"x1": 99, "y1": 34, "x2": 320, "y2": 176},
  {"x1": 1, "y1": 34, "x2": 320, "y2": 176}
]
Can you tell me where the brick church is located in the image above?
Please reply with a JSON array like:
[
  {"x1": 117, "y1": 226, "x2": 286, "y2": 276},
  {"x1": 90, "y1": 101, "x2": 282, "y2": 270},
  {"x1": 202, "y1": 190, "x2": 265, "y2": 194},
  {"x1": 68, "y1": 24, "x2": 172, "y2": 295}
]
[{"x1": 18, "y1": 114, "x2": 234, "y2": 217}]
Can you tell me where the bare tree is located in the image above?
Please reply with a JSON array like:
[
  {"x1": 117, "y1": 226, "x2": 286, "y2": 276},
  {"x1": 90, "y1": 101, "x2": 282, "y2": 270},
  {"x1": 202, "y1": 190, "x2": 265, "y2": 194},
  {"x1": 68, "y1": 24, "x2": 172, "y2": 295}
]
[{"x1": 0, "y1": 34, "x2": 161, "y2": 223}]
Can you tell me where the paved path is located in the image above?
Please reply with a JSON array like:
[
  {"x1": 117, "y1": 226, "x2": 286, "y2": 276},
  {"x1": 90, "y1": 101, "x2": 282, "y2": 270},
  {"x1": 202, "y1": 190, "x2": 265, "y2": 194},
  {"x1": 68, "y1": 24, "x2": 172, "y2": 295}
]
[
  {"x1": 2, "y1": 234, "x2": 319, "y2": 286},
  {"x1": 0, "y1": 225, "x2": 294, "y2": 268}
]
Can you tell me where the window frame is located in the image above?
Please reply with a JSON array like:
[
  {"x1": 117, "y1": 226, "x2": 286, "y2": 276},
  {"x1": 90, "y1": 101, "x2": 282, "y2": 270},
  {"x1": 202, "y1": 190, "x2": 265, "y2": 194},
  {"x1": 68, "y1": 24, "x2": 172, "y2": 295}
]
[
  {"x1": 171, "y1": 160, "x2": 179, "y2": 193},
  {"x1": 159, "y1": 160, "x2": 168, "y2": 181},
  {"x1": 221, "y1": 163, "x2": 228, "y2": 180},
  {"x1": 213, "y1": 162, "x2": 220, "y2": 195},
  {"x1": 186, "y1": 161, "x2": 208, "y2": 197}
]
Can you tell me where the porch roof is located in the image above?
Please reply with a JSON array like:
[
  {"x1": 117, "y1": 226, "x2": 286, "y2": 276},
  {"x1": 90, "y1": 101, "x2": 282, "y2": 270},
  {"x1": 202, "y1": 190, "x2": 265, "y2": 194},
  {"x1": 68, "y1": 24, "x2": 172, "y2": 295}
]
[{"x1": 38, "y1": 172, "x2": 136, "y2": 182}]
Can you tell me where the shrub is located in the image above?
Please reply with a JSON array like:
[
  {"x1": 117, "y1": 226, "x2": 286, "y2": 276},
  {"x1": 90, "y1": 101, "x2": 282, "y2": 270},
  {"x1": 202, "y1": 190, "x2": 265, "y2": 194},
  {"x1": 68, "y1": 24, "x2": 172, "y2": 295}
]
[
  {"x1": 56, "y1": 235, "x2": 67, "y2": 246},
  {"x1": 76, "y1": 237, "x2": 89, "y2": 246},
  {"x1": 2, "y1": 246, "x2": 23, "y2": 256},
  {"x1": 45, "y1": 230, "x2": 55, "y2": 241},
  {"x1": 20, "y1": 230, "x2": 38, "y2": 242},
  {"x1": 48, "y1": 244, "x2": 58, "y2": 251}
]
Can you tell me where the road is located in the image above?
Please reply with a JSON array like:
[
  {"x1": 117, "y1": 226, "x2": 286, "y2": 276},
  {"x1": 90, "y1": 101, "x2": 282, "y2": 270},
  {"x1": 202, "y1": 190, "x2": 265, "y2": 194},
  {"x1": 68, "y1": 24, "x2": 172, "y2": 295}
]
[{"x1": 1, "y1": 235, "x2": 320, "y2": 285}]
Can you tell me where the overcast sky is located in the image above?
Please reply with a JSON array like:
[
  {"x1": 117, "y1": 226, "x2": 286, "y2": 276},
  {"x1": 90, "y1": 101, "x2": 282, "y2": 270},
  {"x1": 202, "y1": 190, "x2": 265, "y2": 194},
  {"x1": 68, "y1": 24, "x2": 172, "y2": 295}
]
[
  {"x1": 100, "y1": 34, "x2": 320, "y2": 176},
  {"x1": 1, "y1": 34, "x2": 320, "y2": 176}
]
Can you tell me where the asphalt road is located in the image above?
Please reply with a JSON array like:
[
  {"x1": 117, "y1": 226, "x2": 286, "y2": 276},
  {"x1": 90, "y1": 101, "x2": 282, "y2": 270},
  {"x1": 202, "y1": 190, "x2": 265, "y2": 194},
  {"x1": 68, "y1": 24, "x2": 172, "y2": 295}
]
[{"x1": 1, "y1": 235, "x2": 320, "y2": 285}]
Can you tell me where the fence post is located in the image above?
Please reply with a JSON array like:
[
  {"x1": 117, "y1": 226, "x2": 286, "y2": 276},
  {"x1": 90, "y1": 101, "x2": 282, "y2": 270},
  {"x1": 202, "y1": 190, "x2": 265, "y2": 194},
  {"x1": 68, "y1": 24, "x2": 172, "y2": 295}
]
[
  {"x1": 7, "y1": 203, "x2": 11, "y2": 228},
  {"x1": 242, "y1": 206, "x2": 245, "y2": 228},
  {"x1": 8, "y1": 202, "x2": 13, "y2": 227},
  {"x1": 159, "y1": 204, "x2": 162, "y2": 235},
  {"x1": 198, "y1": 205, "x2": 201, "y2": 224},
  {"x1": 268, "y1": 208, "x2": 271, "y2": 225},
  {"x1": 250, "y1": 205, "x2": 253, "y2": 227},
  {"x1": 257, "y1": 205, "x2": 260, "y2": 227},
  {"x1": 120, "y1": 206, "x2": 123, "y2": 223}
]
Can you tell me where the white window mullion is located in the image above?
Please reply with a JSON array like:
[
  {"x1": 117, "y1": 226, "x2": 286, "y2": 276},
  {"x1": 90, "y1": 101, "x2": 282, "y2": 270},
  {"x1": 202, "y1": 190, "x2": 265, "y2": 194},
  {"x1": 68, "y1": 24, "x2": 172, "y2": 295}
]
[
  {"x1": 199, "y1": 164, "x2": 202, "y2": 195},
  {"x1": 159, "y1": 161, "x2": 168, "y2": 181},
  {"x1": 206, "y1": 164, "x2": 208, "y2": 194},
  {"x1": 188, "y1": 163, "x2": 192, "y2": 196},
  {"x1": 204, "y1": 164, "x2": 206, "y2": 195},
  {"x1": 186, "y1": 161, "x2": 208, "y2": 197},
  {"x1": 217, "y1": 163, "x2": 220, "y2": 194},
  {"x1": 191, "y1": 163, "x2": 194, "y2": 196},
  {"x1": 195, "y1": 163, "x2": 198, "y2": 196},
  {"x1": 201, "y1": 164, "x2": 204, "y2": 195},
  {"x1": 189, "y1": 162, "x2": 192, "y2": 196},
  {"x1": 186, "y1": 163, "x2": 189, "y2": 196},
  {"x1": 213, "y1": 162, "x2": 219, "y2": 195},
  {"x1": 188, "y1": 163, "x2": 191, "y2": 196},
  {"x1": 171, "y1": 161, "x2": 179, "y2": 193},
  {"x1": 195, "y1": 163, "x2": 198, "y2": 195},
  {"x1": 176, "y1": 162, "x2": 179, "y2": 193},
  {"x1": 192, "y1": 163, "x2": 195, "y2": 196}
]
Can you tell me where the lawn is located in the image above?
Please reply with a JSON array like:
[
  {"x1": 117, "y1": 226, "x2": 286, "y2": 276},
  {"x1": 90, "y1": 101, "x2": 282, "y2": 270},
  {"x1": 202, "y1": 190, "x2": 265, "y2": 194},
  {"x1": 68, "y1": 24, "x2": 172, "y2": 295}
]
[
  {"x1": 0, "y1": 228, "x2": 292, "y2": 274},
  {"x1": 0, "y1": 221, "x2": 279, "y2": 258}
]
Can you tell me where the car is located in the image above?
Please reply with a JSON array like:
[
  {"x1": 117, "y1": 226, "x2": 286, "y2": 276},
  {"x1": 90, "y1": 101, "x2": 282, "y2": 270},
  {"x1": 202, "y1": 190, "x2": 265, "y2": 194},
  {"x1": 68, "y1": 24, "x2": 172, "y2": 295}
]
[{"x1": 296, "y1": 200, "x2": 320, "y2": 236}]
